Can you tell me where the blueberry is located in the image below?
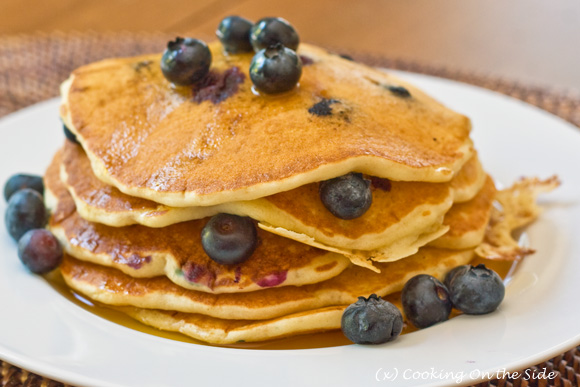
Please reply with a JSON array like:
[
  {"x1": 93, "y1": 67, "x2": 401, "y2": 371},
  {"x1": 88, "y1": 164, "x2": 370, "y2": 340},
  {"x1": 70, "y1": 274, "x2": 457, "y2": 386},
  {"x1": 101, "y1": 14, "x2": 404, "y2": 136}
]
[
  {"x1": 341, "y1": 294, "x2": 403, "y2": 344},
  {"x1": 402, "y1": 274, "x2": 452, "y2": 329},
  {"x1": 5, "y1": 189, "x2": 47, "y2": 241},
  {"x1": 250, "y1": 17, "x2": 299, "y2": 52},
  {"x1": 161, "y1": 37, "x2": 212, "y2": 86},
  {"x1": 308, "y1": 98, "x2": 338, "y2": 117},
  {"x1": 387, "y1": 85, "x2": 411, "y2": 98},
  {"x1": 63, "y1": 124, "x2": 79, "y2": 144},
  {"x1": 18, "y1": 229, "x2": 63, "y2": 274},
  {"x1": 448, "y1": 264, "x2": 505, "y2": 315},
  {"x1": 201, "y1": 214, "x2": 258, "y2": 265},
  {"x1": 444, "y1": 265, "x2": 470, "y2": 289},
  {"x1": 319, "y1": 173, "x2": 372, "y2": 220},
  {"x1": 249, "y1": 43, "x2": 302, "y2": 94},
  {"x1": 216, "y1": 16, "x2": 253, "y2": 53},
  {"x1": 4, "y1": 174, "x2": 44, "y2": 202}
]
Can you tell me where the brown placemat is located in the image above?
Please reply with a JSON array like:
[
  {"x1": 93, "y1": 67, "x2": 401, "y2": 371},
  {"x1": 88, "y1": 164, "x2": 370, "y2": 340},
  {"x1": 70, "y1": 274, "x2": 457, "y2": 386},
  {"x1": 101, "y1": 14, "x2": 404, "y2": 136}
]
[{"x1": 0, "y1": 33, "x2": 579, "y2": 387}]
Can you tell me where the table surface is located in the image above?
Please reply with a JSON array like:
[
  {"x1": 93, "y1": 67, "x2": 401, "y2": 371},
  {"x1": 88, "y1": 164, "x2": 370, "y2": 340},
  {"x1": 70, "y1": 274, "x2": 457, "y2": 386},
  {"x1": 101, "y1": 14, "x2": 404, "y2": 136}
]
[{"x1": 2, "y1": 0, "x2": 580, "y2": 93}]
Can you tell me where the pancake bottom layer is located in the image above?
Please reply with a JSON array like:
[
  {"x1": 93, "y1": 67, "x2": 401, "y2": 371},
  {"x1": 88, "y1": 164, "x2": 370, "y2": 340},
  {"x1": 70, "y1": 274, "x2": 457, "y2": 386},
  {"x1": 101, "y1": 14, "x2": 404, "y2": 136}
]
[
  {"x1": 115, "y1": 305, "x2": 345, "y2": 345},
  {"x1": 61, "y1": 247, "x2": 474, "y2": 321}
]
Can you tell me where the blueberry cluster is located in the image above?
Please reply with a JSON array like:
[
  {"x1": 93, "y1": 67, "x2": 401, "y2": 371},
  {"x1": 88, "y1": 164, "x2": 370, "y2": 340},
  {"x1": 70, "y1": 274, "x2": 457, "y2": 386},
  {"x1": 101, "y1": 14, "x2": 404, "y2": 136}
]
[
  {"x1": 342, "y1": 264, "x2": 505, "y2": 345},
  {"x1": 219, "y1": 16, "x2": 302, "y2": 94},
  {"x1": 161, "y1": 16, "x2": 303, "y2": 94},
  {"x1": 401, "y1": 264, "x2": 504, "y2": 329},
  {"x1": 4, "y1": 174, "x2": 63, "y2": 274}
]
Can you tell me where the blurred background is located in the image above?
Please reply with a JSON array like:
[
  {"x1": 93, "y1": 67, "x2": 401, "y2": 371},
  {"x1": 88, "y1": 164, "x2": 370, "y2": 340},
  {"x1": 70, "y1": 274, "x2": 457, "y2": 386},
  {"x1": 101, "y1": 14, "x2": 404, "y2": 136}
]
[{"x1": 1, "y1": 0, "x2": 579, "y2": 92}]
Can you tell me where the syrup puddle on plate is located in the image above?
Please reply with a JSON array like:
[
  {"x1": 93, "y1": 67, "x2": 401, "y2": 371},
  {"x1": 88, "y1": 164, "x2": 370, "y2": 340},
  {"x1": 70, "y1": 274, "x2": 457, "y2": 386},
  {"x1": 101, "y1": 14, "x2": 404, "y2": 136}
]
[{"x1": 44, "y1": 257, "x2": 518, "y2": 350}]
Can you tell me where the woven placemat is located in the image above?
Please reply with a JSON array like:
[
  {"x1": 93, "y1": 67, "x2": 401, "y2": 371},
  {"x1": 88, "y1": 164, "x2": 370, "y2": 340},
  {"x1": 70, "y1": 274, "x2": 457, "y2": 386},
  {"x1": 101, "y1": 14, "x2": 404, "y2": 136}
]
[{"x1": 0, "y1": 33, "x2": 579, "y2": 387}]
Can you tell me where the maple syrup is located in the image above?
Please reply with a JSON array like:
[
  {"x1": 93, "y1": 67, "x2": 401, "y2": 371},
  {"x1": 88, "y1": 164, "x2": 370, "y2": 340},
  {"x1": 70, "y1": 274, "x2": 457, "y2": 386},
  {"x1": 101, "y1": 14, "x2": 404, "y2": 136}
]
[{"x1": 44, "y1": 257, "x2": 518, "y2": 350}]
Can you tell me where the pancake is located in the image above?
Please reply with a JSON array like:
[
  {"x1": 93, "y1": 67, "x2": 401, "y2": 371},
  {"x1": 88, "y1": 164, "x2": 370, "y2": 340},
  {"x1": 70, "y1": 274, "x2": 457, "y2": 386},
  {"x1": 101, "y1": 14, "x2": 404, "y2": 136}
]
[
  {"x1": 61, "y1": 247, "x2": 474, "y2": 321},
  {"x1": 60, "y1": 42, "x2": 473, "y2": 208},
  {"x1": 46, "y1": 152, "x2": 351, "y2": 294},
  {"x1": 60, "y1": 142, "x2": 457, "y2": 271},
  {"x1": 429, "y1": 175, "x2": 496, "y2": 249},
  {"x1": 115, "y1": 305, "x2": 345, "y2": 345},
  {"x1": 258, "y1": 172, "x2": 493, "y2": 268},
  {"x1": 450, "y1": 152, "x2": 486, "y2": 203},
  {"x1": 61, "y1": 141, "x2": 484, "y2": 230},
  {"x1": 475, "y1": 176, "x2": 560, "y2": 260}
]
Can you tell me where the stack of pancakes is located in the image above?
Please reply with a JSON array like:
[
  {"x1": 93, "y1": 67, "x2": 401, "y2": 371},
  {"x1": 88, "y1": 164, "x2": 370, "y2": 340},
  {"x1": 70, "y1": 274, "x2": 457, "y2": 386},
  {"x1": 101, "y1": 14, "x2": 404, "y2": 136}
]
[{"x1": 45, "y1": 42, "x2": 498, "y2": 344}]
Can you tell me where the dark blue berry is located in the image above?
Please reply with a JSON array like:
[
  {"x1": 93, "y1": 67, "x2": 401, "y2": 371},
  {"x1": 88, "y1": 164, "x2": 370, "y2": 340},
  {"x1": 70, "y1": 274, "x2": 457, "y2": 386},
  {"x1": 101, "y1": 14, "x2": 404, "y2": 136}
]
[
  {"x1": 341, "y1": 294, "x2": 403, "y2": 344},
  {"x1": 216, "y1": 16, "x2": 253, "y2": 53},
  {"x1": 249, "y1": 43, "x2": 302, "y2": 94},
  {"x1": 448, "y1": 264, "x2": 505, "y2": 315},
  {"x1": 201, "y1": 214, "x2": 257, "y2": 265},
  {"x1": 5, "y1": 189, "x2": 47, "y2": 241},
  {"x1": 402, "y1": 274, "x2": 452, "y2": 329},
  {"x1": 319, "y1": 173, "x2": 372, "y2": 220},
  {"x1": 308, "y1": 98, "x2": 338, "y2": 116},
  {"x1": 444, "y1": 265, "x2": 470, "y2": 289},
  {"x1": 4, "y1": 174, "x2": 44, "y2": 202},
  {"x1": 250, "y1": 17, "x2": 299, "y2": 52},
  {"x1": 161, "y1": 37, "x2": 212, "y2": 86},
  {"x1": 18, "y1": 229, "x2": 63, "y2": 274},
  {"x1": 63, "y1": 124, "x2": 79, "y2": 144},
  {"x1": 387, "y1": 85, "x2": 411, "y2": 98}
]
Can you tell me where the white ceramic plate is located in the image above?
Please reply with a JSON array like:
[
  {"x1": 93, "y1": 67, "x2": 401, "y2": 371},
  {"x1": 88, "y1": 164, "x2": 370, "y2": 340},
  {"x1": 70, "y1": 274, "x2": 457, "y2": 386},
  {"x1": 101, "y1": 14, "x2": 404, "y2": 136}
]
[{"x1": 0, "y1": 72, "x2": 579, "y2": 387}]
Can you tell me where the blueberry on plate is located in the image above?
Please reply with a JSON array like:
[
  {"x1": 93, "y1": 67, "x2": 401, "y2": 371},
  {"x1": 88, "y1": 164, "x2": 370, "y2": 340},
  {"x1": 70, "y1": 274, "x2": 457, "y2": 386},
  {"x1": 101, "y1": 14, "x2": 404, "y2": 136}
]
[
  {"x1": 250, "y1": 17, "x2": 299, "y2": 52},
  {"x1": 341, "y1": 294, "x2": 403, "y2": 344},
  {"x1": 448, "y1": 264, "x2": 505, "y2": 315},
  {"x1": 18, "y1": 229, "x2": 63, "y2": 274},
  {"x1": 249, "y1": 43, "x2": 302, "y2": 94},
  {"x1": 201, "y1": 213, "x2": 258, "y2": 265},
  {"x1": 402, "y1": 274, "x2": 452, "y2": 329},
  {"x1": 161, "y1": 37, "x2": 212, "y2": 86},
  {"x1": 4, "y1": 174, "x2": 44, "y2": 202},
  {"x1": 319, "y1": 173, "x2": 372, "y2": 220},
  {"x1": 216, "y1": 16, "x2": 254, "y2": 53},
  {"x1": 4, "y1": 188, "x2": 47, "y2": 241}
]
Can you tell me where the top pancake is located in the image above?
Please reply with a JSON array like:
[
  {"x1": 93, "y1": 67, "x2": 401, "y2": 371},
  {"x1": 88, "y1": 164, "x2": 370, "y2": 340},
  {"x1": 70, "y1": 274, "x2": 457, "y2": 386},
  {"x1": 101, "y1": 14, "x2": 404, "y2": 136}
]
[{"x1": 60, "y1": 42, "x2": 473, "y2": 207}]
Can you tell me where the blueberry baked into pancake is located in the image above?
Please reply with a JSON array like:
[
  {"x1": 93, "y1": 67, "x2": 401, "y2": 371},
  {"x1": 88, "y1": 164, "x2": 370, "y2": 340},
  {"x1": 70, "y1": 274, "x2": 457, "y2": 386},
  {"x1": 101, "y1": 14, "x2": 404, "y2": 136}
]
[{"x1": 4, "y1": 16, "x2": 559, "y2": 345}]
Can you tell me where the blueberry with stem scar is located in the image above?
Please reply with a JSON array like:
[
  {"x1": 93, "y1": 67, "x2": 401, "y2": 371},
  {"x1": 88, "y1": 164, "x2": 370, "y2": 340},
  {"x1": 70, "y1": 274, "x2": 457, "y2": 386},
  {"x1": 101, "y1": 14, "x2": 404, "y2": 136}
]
[
  {"x1": 250, "y1": 43, "x2": 302, "y2": 94},
  {"x1": 161, "y1": 37, "x2": 212, "y2": 86},
  {"x1": 201, "y1": 214, "x2": 258, "y2": 265},
  {"x1": 402, "y1": 274, "x2": 452, "y2": 329},
  {"x1": 341, "y1": 294, "x2": 403, "y2": 344},
  {"x1": 319, "y1": 173, "x2": 372, "y2": 220},
  {"x1": 448, "y1": 264, "x2": 505, "y2": 315}
]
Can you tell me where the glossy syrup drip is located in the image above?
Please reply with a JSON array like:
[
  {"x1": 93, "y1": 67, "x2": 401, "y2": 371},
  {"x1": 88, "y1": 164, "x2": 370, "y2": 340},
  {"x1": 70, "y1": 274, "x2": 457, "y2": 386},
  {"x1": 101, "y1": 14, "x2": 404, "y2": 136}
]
[{"x1": 44, "y1": 257, "x2": 518, "y2": 350}]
